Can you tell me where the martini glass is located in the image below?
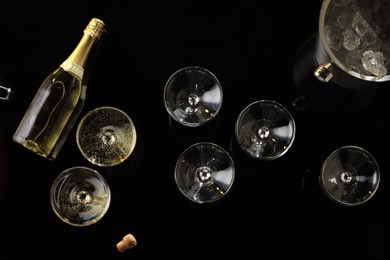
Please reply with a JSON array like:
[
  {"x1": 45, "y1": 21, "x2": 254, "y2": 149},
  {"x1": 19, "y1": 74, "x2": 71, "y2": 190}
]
[
  {"x1": 50, "y1": 166, "x2": 111, "y2": 226},
  {"x1": 174, "y1": 142, "x2": 235, "y2": 204}
]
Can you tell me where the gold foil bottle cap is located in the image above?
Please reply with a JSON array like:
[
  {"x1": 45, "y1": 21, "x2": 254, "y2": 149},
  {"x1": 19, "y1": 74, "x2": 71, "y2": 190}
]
[{"x1": 84, "y1": 18, "x2": 105, "y2": 39}]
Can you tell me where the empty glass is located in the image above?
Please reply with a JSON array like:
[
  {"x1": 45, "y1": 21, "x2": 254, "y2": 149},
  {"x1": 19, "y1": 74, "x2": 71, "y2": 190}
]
[
  {"x1": 163, "y1": 66, "x2": 223, "y2": 127},
  {"x1": 174, "y1": 142, "x2": 235, "y2": 204},
  {"x1": 319, "y1": 145, "x2": 380, "y2": 207},
  {"x1": 235, "y1": 100, "x2": 296, "y2": 161}
]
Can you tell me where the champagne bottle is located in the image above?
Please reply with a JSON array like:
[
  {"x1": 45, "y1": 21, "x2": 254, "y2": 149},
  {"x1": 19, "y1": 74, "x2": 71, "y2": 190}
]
[{"x1": 13, "y1": 18, "x2": 105, "y2": 160}]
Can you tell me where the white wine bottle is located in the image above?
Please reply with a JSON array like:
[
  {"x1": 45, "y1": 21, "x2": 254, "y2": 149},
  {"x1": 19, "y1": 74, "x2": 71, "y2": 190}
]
[{"x1": 13, "y1": 18, "x2": 105, "y2": 160}]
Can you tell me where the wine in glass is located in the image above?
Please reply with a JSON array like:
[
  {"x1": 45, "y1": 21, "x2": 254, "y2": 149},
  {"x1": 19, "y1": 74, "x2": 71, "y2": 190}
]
[
  {"x1": 174, "y1": 142, "x2": 235, "y2": 204},
  {"x1": 76, "y1": 106, "x2": 137, "y2": 167},
  {"x1": 163, "y1": 66, "x2": 223, "y2": 127},
  {"x1": 50, "y1": 166, "x2": 111, "y2": 226},
  {"x1": 235, "y1": 100, "x2": 296, "y2": 161},
  {"x1": 319, "y1": 145, "x2": 380, "y2": 207}
]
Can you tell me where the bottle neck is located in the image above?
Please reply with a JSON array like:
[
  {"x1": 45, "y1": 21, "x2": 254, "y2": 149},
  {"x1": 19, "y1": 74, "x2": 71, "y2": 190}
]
[
  {"x1": 60, "y1": 34, "x2": 98, "y2": 80},
  {"x1": 60, "y1": 18, "x2": 105, "y2": 80}
]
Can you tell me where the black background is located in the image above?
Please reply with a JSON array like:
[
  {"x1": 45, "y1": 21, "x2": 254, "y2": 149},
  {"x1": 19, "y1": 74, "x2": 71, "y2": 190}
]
[{"x1": 1, "y1": 0, "x2": 389, "y2": 258}]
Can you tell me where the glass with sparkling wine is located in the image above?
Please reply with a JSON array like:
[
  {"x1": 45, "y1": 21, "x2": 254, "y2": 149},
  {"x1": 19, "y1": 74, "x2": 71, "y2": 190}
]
[
  {"x1": 76, "y1": 106, "x2": 137, "y2": 167},
  {"x1": 50, "y1": 166, "x2": 111, "y2": 226}
]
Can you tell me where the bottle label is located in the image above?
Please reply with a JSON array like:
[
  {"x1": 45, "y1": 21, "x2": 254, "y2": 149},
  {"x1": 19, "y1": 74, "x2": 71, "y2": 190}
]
[{"x1": 60, "y1": 60, "x2": 84, "y2": 79}]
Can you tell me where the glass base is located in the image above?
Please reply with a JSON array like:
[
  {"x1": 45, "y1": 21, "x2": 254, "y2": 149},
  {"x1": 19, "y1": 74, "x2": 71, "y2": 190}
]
[{"x1": 301, "y1": 166, "x2": 340, "y2": 211}]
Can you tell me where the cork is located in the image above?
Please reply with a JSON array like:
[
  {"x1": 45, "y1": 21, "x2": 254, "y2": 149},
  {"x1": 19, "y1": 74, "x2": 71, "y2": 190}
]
[{"x1": 116, "y1": 233, "x2": 137, "y2": 253}]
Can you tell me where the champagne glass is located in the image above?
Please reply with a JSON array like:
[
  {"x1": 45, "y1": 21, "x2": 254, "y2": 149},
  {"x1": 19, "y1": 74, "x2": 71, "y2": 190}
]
[
  {"x1": 235, "y1": 100, "x2": 296, "y2": 161},
  {"x1": 76, "y1": 106, "x2": 137, "y2": 167},
  {"x1": 163, "y1": 66, "x2": 223, "y2": 127},
  {"x1": 319, "y1": 145, "x2": 380, "y2": 207},
  {"x1": 50, "y1": 166, "x2": 111, "y2": 226},
  {"x1": 174, "y1": 142, "x2": 235, "y2": 204}
]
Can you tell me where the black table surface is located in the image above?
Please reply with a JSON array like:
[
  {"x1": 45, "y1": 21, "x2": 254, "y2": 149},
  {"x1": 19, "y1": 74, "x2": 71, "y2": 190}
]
[{"x1": 1, "y1": 1, "x2": 389, "y2": 258}]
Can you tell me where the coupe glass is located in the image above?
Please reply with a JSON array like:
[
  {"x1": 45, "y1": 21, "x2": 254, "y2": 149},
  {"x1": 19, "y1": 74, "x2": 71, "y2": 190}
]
[
  {"x1": 50, "y1": 166, "x2": 111, "y2": 226},
  {"x1": 163, "y1": 66, "x2": 223, "y2": 127},
  {"x1": 76, "y1": 106, "x2": 137, "y2": 167},
  {"x1": 319, "y1": 145, "x2": 380, "y2": 207},
  {"x1": 174, "y1": 142, "x2": 235, "y2": 204},
  {"x1": 235, "y1": 100, "x2": 296, "y2": 161}
]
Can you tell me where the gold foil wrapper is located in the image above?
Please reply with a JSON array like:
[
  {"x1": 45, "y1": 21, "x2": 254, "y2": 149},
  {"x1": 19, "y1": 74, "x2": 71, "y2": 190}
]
[{"x1": 84, "y1": 18, "x2": 105, "y2": 39}]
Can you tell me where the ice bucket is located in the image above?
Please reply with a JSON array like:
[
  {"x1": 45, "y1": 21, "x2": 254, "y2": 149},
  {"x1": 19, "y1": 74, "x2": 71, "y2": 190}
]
[{"x1": 293, "y1": 0, "x2": 390, "y2": 114}]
